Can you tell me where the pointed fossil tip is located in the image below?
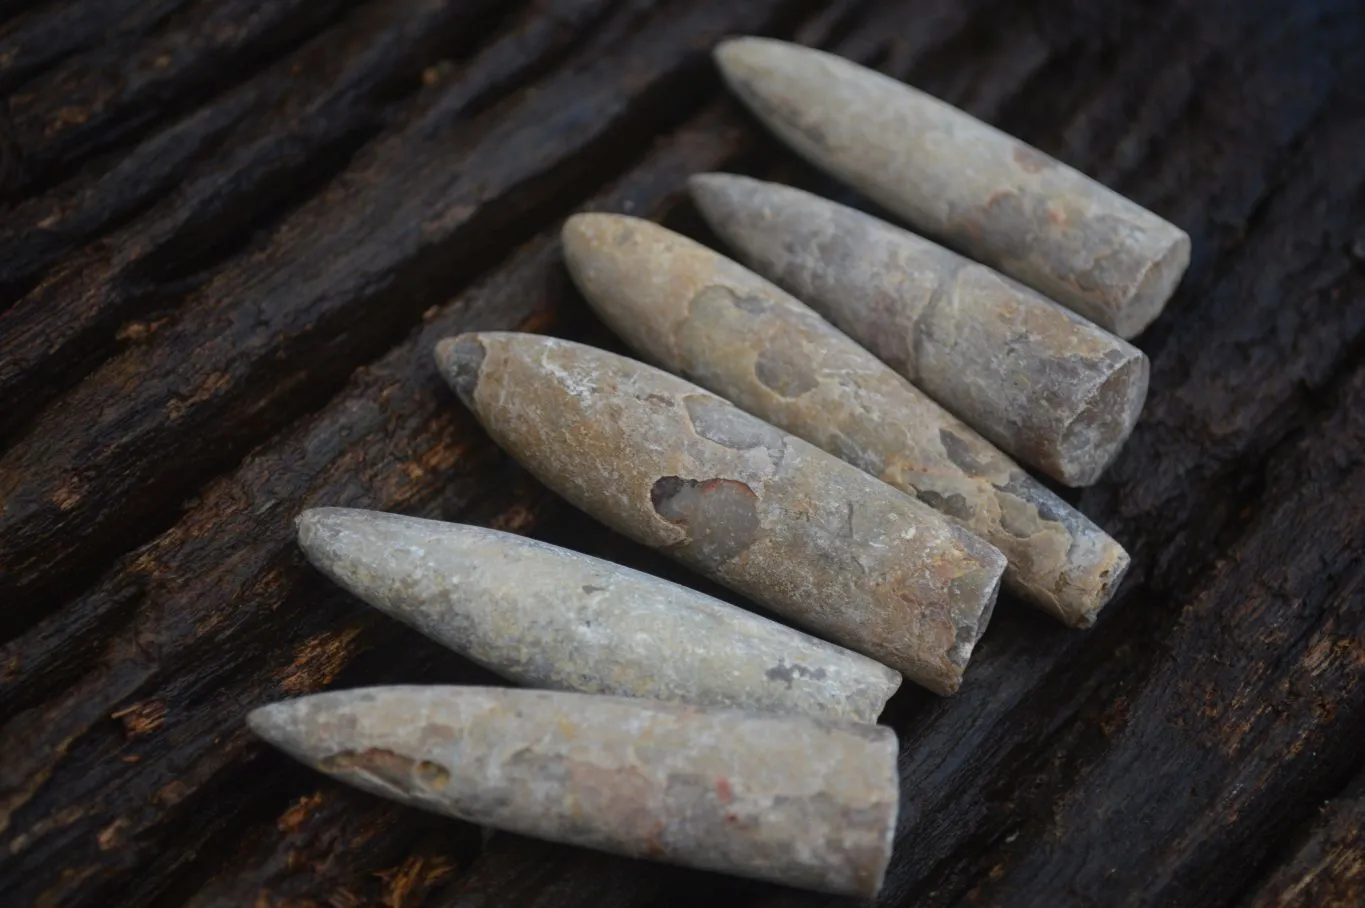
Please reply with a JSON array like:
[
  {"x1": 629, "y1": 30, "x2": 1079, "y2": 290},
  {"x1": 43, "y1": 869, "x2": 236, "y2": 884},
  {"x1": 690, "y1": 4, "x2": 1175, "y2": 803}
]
[
  {"x1": 295, "y1": 507, "x2": 323, "y2": 552},
  {"x1": 295, "y1": 506, "x2": 364, "y2": 564},
  {"x1": 434, "y1": 334, "x2": 487, "y2": 406},
  {"x1": 562, "y1": 210, "x2": 616, "y2": 237},
  {"x1": 562, "y1": 213, "x2": 665, "y2": 302},
  {"x1": 561, "y1": 212, "x2": 620, "y2": 269},
  {"x1": 713, "y1": 36, "x2": 809, "y2": 87},
  {"x1": 686, "y1": 171, "x2": 737, "y2": 198},
  {"x1": 247, "y1": 693, "x2": 355, "y2": 763},
  {"x1": 246, "y1": 700, "x2": 297, "y2": 749}
]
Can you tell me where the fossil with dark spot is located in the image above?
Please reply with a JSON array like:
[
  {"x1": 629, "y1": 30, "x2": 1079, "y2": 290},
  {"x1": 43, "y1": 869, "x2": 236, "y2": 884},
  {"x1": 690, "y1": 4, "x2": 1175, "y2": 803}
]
[
  {"x1": 248, "y1": 686, "x2": 900, "y2": 897},
  {"x1": 713, "y1": 37, "x2": 1190, "y2": 339},
  {"x1": 559, "y1": 215, "x2": 1128, "y2": 628},
  {"x1": 295, "y1": 508, "x2": 900, "y2": 721},
  {"x1": 436, "y1": 332, "x2": 1006, "y2": 694},
  {"x1": 690, "y1": 174, "x2": 1149, "y2": 487}
]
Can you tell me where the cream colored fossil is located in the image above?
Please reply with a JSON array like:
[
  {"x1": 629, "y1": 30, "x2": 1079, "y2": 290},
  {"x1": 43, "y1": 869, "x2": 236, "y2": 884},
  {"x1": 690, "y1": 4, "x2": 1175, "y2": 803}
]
[
  {"x1": 249, "y1": 686, "x2": 900, "y2": 896},
  {"x1": 435, "y1": 332, "x2": 1006, "y2": 694}
]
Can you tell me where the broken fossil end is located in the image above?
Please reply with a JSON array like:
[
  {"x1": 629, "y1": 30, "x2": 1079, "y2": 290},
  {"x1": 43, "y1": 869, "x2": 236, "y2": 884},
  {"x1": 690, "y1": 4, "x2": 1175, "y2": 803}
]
[
  {"x1": 433, "y1": 333, "x2": 488, "y2": 405},
  {"x1": 560, "y1": 210, "x2": 618, "y2": 256}
]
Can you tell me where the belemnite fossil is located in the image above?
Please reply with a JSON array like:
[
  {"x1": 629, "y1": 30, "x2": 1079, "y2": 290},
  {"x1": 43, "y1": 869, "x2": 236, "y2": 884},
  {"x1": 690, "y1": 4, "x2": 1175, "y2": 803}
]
[
  {"x1": 248, "y1": 686, "x2": 900, "y2": 897},
  {"x1": 435, "y1": 331, "x2": 1006, "y2": 695},
  {"x1": 296, "y1": 507, "x2": 901, "y2": 721},
  {"x1": 561, "y1": 213, "x2": 1129, "y2": 628}
]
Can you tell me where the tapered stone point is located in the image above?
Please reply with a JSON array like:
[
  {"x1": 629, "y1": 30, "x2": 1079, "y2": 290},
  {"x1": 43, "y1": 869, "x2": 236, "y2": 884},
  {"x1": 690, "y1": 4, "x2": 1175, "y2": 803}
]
[
  {"x1": 292, "y1": 508, "x2": 901, "y2": 721},
  {"x1": 295, "y1": 507, "x2": 376, "y2": 574},
  {"x1": 712, "y1": 36, "x2": 780, "y2": 87},
  {"x1": 245, "y1": 702, "x2": 295, "y2": 751},
  {"x1": 247, "y1": 686, "x2": 900, "y2": 897},
  {"x1": 294, "y1": 507, "x2": 334, "y2": 551},
  {"x1": 561, "y1": 213, "x2": 625, "y2": 288},
  {"x1": 1119, "y1": 230, "x2": 1193, "y2": 338},
  {"x1": 687, "y1": 171, "x2": 749, "y2": 211},
  {"x1": 1057, "y1": 352, "x2": 1150, "y2": 486},
  {"x1": 434, "y1": 334, "x2": 486, "y2": 405},
  {"x1": 562, "y1": 211, "x2": 614, "y2": 245}
]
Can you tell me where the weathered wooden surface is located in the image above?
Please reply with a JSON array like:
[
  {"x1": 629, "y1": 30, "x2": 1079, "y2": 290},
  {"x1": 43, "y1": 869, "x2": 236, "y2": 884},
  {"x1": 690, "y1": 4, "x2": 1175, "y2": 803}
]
[{"x1": 0, "y1": 0, "x2": 1361, "y2": 905}]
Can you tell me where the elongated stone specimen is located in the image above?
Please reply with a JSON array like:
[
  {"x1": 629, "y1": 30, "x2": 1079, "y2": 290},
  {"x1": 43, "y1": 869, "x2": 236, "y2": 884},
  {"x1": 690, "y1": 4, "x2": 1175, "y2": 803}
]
[
  {"x1": 713, "y1": 37, "x2": 1191, "y2": 338},
  {"x1": 248, "y1": 686, "x2": 899, "y2": 896},
  {"x1": 689, "y1": 174, "x2": 1149, "y2": 487},
  {"x1": 436, "y1": 332, "x2": 1006, "y2": 694},
  {"x1": 561, "y1": 214, "x2": 1128, "y2": 628},
  {"x1": 296, "y1": 508, "x2": 901, "y2": 721}
]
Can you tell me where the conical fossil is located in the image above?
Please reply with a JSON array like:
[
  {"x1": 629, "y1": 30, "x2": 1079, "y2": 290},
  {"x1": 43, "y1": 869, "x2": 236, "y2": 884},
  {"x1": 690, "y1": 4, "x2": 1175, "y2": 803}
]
[
  {"x1": 248, "y1": 686, "x2": 900, "y2": 897},
  {"x1": 296, "y1": 508, "x2": 901, "y2": 721},
  {"x1": 714, "y1": 36, "x2": 1190, "y2": 338},
  {"x1": 435, "y1": 332, "x2": 1007, "y2": 694},
  {"x1": 561, "y1": 213, "x2": 1128, "y2": 628},
  {"x1": 687, "y1": 173, "x2": 1149, "y2": 488}
]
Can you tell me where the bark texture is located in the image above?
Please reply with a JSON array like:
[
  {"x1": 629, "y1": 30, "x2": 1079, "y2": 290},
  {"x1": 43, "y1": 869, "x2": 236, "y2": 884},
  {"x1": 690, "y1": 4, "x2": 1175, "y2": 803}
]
[{"x1": 1, "y1": 0, "x2": 1363, "y2": 906}]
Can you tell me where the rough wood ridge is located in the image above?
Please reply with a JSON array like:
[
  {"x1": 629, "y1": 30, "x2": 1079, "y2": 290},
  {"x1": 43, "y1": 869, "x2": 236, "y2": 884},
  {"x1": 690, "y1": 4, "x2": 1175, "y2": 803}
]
[{"x1": 0, "y1": 0, "x2": 1362, "y2": 906}]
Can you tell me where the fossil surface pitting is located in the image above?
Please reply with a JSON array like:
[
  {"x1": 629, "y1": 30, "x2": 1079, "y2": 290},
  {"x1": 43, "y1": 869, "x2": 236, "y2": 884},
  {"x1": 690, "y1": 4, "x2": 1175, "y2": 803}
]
[
  {"x1": 296, "y1": 508, "x2": 901, "y2": 721},
  {"x1": 688, "y1": 174, "x2": 1149, "y2": 488},
  {"x1": 714, "y1": 37, "x2": 1190, "y2": 338}
]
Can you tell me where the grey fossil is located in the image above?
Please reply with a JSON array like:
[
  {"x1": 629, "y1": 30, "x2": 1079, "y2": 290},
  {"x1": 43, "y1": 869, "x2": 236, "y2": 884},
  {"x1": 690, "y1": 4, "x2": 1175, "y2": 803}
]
[
  {"x1": 713, "y1": 36, "x2": 1190, "y2": 339},
  {"x1": 435, "y1": 331, "x2": 1007, "y2": 695},
  {"x1": 689, "y1": 173, "x2": 1149, "y2": 487},
  {"x1": 296, "y1": 508, "x2": 900, "y2": 721},
  {"x1": 561, "y1": 214, "x2": 1128, "y2": 628},
  {"x1": 248, "y1": 686, "x2": 899, "y2": 896}
]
